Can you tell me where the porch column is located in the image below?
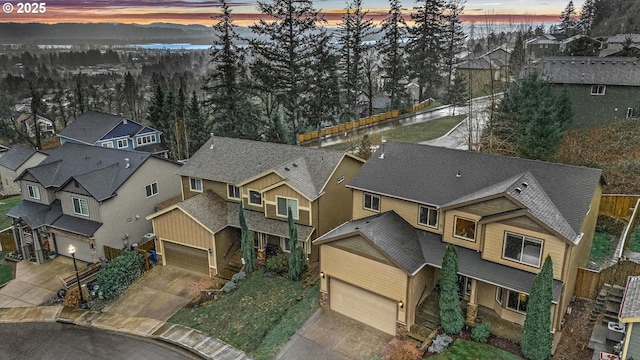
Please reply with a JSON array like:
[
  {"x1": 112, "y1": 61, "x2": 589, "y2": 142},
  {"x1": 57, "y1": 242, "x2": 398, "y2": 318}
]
[
  {"x1": 90, "y1": 238, "x2": 98, "y2": 264},
  {"x1": 256, "y1": 233, "x2": 266, "y2": 266},
  {"x1": 11, "y1": 219, "x2": 20, "y2": 253},
  {"x1": 18, "y1": 225, "x2": 29, "y2": 261},
  {"x1": 466, "y1": 279, "x2": 479, "y2": 324},
  {"x1": 33, "y1": 230, "x2": 45, "y2": 264}
]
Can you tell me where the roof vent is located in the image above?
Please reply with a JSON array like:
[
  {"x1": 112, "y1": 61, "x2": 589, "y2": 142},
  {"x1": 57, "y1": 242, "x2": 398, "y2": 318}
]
[
  {"x1": 613, "y1": 61, "x2": 616, "y2": 65},
  {"x1": 123, "y1": 119, "x2": 128, "y2": 125},
  {"x1": 514, "y1": 187, "x2": 522, "y2": 193},
  {"x1": 354, "y1": 227, "x2": 360, "y2": 230},
  {"x1": 284, "y1": 167, "x2": 290, "y2": 171},
  {"x1": 378, "y1": 139, "x2": 387, "y2": 160},
  {"x1": 292, "y1": 163, "x2": 298, "y2": 167},
  {"x1": 521, "y1": 182, "x2": 529, "y2": 188},
  {"x1": 456, "y1": 170, "x2": 461, "y2": 178},
  {"x1": 124, "y1": 158, "x2": 130, "y2": 168}
]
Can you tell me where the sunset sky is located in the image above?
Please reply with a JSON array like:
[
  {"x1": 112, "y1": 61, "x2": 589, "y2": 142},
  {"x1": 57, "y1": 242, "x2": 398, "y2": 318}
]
[{"x1": 0, "y1": 0, "x2": 582, "y2": 26}]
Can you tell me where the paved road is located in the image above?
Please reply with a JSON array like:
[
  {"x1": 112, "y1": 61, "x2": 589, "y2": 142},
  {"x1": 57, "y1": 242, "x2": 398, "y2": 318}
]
[{"x1": 0, "y1": 322, "x2": 201, "y2": 360}]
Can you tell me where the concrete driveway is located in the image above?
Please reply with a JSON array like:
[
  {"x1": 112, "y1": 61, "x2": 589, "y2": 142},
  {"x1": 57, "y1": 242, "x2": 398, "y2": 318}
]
[
  {"x1": 275, "y1": 309, "x2": 393, "y2": 360},
  {"x1": 102, "y1": 265, "x2": 214, "y2": 321},
  {"x1": 0, "y1": 257, "x2": 76, "y2": 307}
]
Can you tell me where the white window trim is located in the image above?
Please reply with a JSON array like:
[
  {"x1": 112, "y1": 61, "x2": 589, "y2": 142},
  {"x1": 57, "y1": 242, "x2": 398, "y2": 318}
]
[
  {"x1": 363, "y1": 192, "x2": 380, "y2": 212},
  {"x1": 102, "y1": 141, "x2": 114, "y2": 148},
  {"x1": 248, "y1": 189, "x2": 262, "y2": 206},
  {"x1": 227, "y1": 184, "x2": 240, "y2": 200},
  {"x1": 418, "y1": 205, "x2": 438, "y2": 228},
  {"x1": 189, "y1": 178, "x2": 202, "y2": 192},
  {"x1": 453, "y1": 216, "x2": 476, "y2": 242},
  {"x1": 590, "y1": 85, "x2": 606, "y2": 95},
  {"x1": 283, "y1": 238, "x2": 306, "y2": 254},
  {"x1": 496, "y1": 287, "x2": 503, "y2": 305},
  {"x1": 276, "y1": 196, "x2": 299, "y2": 220},
  {"x1": 627, "y1": 108, "x2": 634, "y2": 118},
  {"x1": 505, "y1": 290, "x2": 528, "y2": 314},
  {"x1": 145, "y1": 182, "x2": 158, "y2": 198},
  {"x1": 136, "y1": 134, "x2": 156, "y2": 146},
  {"x1": 72, "y1": 197, "x2": 89, "y2": 217},
  {"x1": 502, "y1": 232, "x2": 543, "y2": 268},
  {"x1": 27, "y1": 184, "x2": 40, "y2": 200},
  {"x1": 116, "y1": 138, "x2": 128, "y2": 149}
]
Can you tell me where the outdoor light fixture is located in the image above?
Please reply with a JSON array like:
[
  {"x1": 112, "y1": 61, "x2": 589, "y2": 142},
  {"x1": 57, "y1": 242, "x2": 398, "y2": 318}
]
[
  {"x1": 68, "y1": 244, "x2": 88, "y2": 309},
  {"x1": 320, "y1": 272, "x2": 325, "y2": 278},
  {"x1": 398, "y1": 300, "x2": 404, "y2": 309}
]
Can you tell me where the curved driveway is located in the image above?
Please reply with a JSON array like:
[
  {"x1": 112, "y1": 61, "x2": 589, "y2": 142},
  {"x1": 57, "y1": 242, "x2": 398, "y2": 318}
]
[{"x1": 0, "y1": 322, "x2": 201, "y2": 360}]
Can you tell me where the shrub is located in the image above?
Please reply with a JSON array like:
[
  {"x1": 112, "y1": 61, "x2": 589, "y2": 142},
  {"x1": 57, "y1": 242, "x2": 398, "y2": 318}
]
[
  {"x1": 231, "y1": 271, "x2": 246, "y2": 283},
  {"x1": 63, "y1": 287, "x2": 81, "y2": 307},
  {"x1": 222, "y1": 281, "x2": 237, "y2": 293},
  {"x1": 381, "y1": 339, "x2": 422, "y2": 360},
  {"x1": 96, "y1": 250, "x2": 144, "y2": 300},
  {"x1": 471, "y1": 322, "x2": 491, "y2": 343},
  {"x1": 266, "y1": 253, "x2": 289, "y2": 275},
  {"x1": 428, "y1": 334, "x2": 453, "y2": 354}
]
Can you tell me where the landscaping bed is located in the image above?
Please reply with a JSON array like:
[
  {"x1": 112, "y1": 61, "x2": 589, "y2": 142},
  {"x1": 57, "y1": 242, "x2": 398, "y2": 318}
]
[{"x1": 423, "y1": 325, "x2": 522, "y2": 359}]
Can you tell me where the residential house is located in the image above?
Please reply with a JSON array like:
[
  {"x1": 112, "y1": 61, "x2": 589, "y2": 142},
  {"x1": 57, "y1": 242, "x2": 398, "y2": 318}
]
[
  {"x1": 0, "y1": 144, "x2": 48, "y2": 195},
  {"x1": 619, "y1": 275, "x2": 640, "y2": 359},
  {"x1": 11, "y1": 111, "x2": 56, "y2": 139},
  {"x1": 524, "y1": 56, "x2": 640, "y2": 128},
  {"x1": 525, "y1": 34, "x2": 567, "y2": 62},
  {"x1": 58, "y1": 111, "x2": 168, "y2": 157},
  {"x1": 456, "y1": 57, "x2": 501, "y2": 94},
  {"x1": 146, "y1": 136, "x2": 364, "y2": 278},
  {"x1": 314, "y1": 141, "x2": 602, "y2": 336},
  {"x1": 7, "y1": 142, "x2": 181, "y2": 263},
  {"x1": 480, "y1": 46, "x2": 512, "y2": 81}
]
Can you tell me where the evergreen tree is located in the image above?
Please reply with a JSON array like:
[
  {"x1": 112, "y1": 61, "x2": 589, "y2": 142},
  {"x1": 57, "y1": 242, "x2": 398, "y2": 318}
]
[
  {"x1": 442, "y1": 0, "x2": 466, "y2": 87},
  {"x1": 407, "y1": 0, "x2": 444, "y2": 102},
  {"x1": 521, "y1": 256, "x2": 553, "y2": 360},
  {"x1": 579, "y1": 0, "x2": 596, "y2": 35},
  {"x1": 361, "y1": 47, "x2": 381, "y2": 117},
  {"x1": 239, "y1": 202, "x2": 256, "y2": 273},
  {"x1": 509, "y1": 32, "x2": 526, "y2": 76},
  {"x1": 439, "y1": 245, "x2": 464, "y2": 335},
  {"x1": 186, "y1": 91, "x2": 210, "y2": 156},
  {"x1": 517, "y1": 96, "x2": 563, "y2": 161},
  {"x1": 559, "y1": 1, "x2": 578, "y2": 36},
  {"x1": 444, "y1": 71, "x2": 467, "y2": 116},
  {"x1": 378, "y1": 0, "x2": 408, "y2": 109},
  {"x1": 123, "y1": 72, "x2": 139, "y2": 120},
  {"x1": 287, "y1": 207, "x2": 304, "y2": 281}
]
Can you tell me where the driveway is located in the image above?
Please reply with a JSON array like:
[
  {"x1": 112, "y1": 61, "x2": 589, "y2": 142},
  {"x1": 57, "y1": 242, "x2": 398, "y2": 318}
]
[
  {"x1": 275, "y1": 309, "x2": 393, "y2": 360},
  {"x1": 102, "y1": 265, "x2": 214, "y2": 321},
  {"x1": 0, "y1": 257, "x2": 76, "y2": 307}
]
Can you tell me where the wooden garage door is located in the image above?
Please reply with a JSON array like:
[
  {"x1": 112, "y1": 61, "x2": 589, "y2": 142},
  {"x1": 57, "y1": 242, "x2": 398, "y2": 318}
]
[
  {"x1": 163, "y1": 241, "x2": 209, "y2": 276},
  {"x1": 330, "y1": 278, "x2": 397, "y2": 335}
]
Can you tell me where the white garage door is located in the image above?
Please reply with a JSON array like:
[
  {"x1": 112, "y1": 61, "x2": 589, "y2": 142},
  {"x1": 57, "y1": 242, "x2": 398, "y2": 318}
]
[
  {"x1": 330, "y1": 278, "x2": 397, "y2": 335},
  {"x1": 55, "y1": 235, "x2": 93, "y2": 263},
  {"x1": 162, "y1": 240, "x2": 209, "y2": 276}
]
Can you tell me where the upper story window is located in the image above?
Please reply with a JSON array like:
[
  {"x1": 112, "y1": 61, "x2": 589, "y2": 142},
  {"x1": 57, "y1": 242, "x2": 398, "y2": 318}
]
[
  {"x1": 503, "y1": 232, "x2": 543, "y2": 267},
  {"x1": 590, "y1": 85, "x2": 605, "y2": 95},
  {"x1": 454, "y1": 216, "x2": 476, "y2": 241},
  {"x1": 72, "y1": 197, "x2": 89, "y2": 217},
  {"x1": 145, "y1": 182, "x2": 158, "y2": 197},
  {"x1": 27, "y1": 184, "x2": 40, "y2": 200},
  {"x1": 136, "y1": 134, "x2": 156, "y2": 146},
  {"x1": 189, "y1": 178, "x2": 202, "y2": 192},
  {"x1": 277, "y1": 197, "x2": 299, "y2": 219},
  {"x1": 363, "y1": 192, "x2": 380, "y2": 212},
  {"x1": 117, "y1": 139, "x2": 128, "y2": 149},
  {"x1": 248, "y1": 190, "x2": 262, "y2": 206},
  {"x1": 102, "y1": 141, "x2": 114, "y2": 148},
  {"x1": 227, "y1": 184, "x2": 240, "y2": 199},
  {"x1": 418, "y1": 205, "x2": 438, "y2": 228}
]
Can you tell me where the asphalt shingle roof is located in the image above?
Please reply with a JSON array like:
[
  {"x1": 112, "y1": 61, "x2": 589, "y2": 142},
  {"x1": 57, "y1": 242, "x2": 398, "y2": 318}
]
[
  {"x1": 58, "y1": 111, "x2": 127, "y2": 144},
  {"x1": 179, "y1": 137, "x2": 348, "y2": 200},
  {"x1": 620, "y1": 276, "x2": 640, "y2": 319},
  {"x1": 7, "y1": 199, "x2": 101, "y2": 236},
  {"x1": 525, "y1": 56, "x2": 640, "y2": 86},
  {"x1": 348, "y1": 141, "x2": 602, "y2": 243},
  {"x1": 0, "y1": 144, "x2": 41, "y2": 171}
]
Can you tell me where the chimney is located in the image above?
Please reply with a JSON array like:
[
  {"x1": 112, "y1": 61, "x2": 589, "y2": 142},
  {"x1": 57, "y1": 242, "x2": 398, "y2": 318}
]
[{"x1": 124, "y1": 158, "x2": 130, "y2": 168}]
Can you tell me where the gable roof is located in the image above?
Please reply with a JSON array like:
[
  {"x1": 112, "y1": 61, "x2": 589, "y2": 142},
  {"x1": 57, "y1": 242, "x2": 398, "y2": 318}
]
[
  {"x1": 17, "y1": 142, "x2": 162, "y2": 202},
  {"x1": 179, "y1": 136, "x2": 358, "y2": 200},
  {"x1": 8, "y1": 199, "x2": 101, "y2": 237},
  {"x1": 58, "y1": 111, "x2": 160, "y2": 145},
  {"x1": 457, "y1": 57, "x2": 499, "y2": 70},
  {"x1": 525, "y1": 56, "x2": 640, "y2": 86},
  {"x1": 620, "y1": 276, "x2": 640, "y2": 320},
  {"x1": 0, "y1": 144, "x2": 44, "y2": 171},
  {"x1": 348, "y1": 141, "x2": 602, "y2": 243}
]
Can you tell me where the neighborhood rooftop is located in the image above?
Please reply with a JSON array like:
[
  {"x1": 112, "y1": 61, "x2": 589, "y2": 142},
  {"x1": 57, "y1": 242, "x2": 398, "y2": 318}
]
[
  {"x1": 0, "y1": 144, "x2": 42, "y2": 171},
  {"x1": 58, "y1": 111, "x2": 153, "y2": 144},
  {"x1": 526, "y1": 56, "x2": 640, "y2": 86}
]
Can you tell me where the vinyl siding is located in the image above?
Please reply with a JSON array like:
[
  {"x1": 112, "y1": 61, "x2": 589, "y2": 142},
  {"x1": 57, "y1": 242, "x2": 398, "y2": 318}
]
[
  {"x1": 20, "y1": 181, "x2": 51, "y2": 205},
  {"x1": 624, "y1": 322, "x2": 640, "y2": 360},
  {"x1": 182, "y1": 177, "x2": 227, "y2": 200},
  {"x1": 264, "y1": 184, "x2": 311, "y2": 226},
  {"x1": 408, "y1": 266, "x2": 434, "y2": 329},
  {"x1": 331, "y1": 236, "x2": 388, "y2": 263},
  {"x1": 60, "y1": 180, "x2": 92, "y2": 197},
  {"x1": 0, "y1": 152, "x2": 47, "y2": 195},
  {"x1": 455, "y1": 197, "x2": 521, "y2": 216},
  {"x1": 499, "y1": 216, "x2": 550, "y2": 234},
  {"x1": 443, "y1": 210, "x2": 481, "y2": 250},
  {"x1": 58, "y1": 191, "x2": 101, "y2": 222}
]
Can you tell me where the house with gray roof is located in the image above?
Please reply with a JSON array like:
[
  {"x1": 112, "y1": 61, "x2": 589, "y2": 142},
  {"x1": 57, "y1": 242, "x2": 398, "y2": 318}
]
[
  {"x1": 58, "y1": 111, "x2": 168, "y2": 158},
  {"x1": 313, "y1": 141, "x2": 603, "y2": 336},
  {"x1": 524, "y1": 56, "x2": 640, "y2": 128},
  {"x1": 0, "y1": 144, "x2": 48, "y2": 195},
  {"x1": 146, "y1": 136, "x2": 364, "y2": 278},
  {"x1": 7, "y1": 142, "x2": 181, "y2": 263}
]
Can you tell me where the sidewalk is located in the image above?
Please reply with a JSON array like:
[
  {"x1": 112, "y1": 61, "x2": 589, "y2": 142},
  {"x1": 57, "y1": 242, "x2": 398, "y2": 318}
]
[{"x1": 0, "y1": 306, "x2": 253, "y2": 360}]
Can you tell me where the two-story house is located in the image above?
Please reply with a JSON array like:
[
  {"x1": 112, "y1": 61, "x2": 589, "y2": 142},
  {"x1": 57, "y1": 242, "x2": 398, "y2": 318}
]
[
  {"x1": 7, "y1": 142, "x2": 181, "y2": 263},
  {"x1": 314, "y1": 141, "x2": 602, "y2": 336},
  {"x1": 58, "y1": 111, "x2": 168, "y2": 157},
  {"x1": 146, "y1": 136, "x2": 364, "y2": 278},
  {"x1": 0, "y1": 144, "x2": 48, "y2": 196}
]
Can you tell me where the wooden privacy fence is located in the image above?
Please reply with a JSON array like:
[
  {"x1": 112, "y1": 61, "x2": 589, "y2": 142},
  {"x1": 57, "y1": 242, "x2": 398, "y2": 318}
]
[
  {"x1": 103, "y1": 241, "x2": 155, "y2": 271},
  {"x1": 298, "y1": 109, "x2": 401, "y2": 144},
  {"x1": 0, "y1": 227, "x2": 16, "y2": 252},
  {"x1": 599, "y1": 194, "x2": 640, "y2": 221},
  {"x1": 575, "y1": 260, "x2": 640, "y2": 299}
]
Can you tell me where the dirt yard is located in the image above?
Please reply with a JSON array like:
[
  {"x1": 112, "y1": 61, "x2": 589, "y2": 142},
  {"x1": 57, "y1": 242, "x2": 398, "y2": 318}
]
[{"x1": 553, "y1": 298, "x2": 594, "y2": 360}]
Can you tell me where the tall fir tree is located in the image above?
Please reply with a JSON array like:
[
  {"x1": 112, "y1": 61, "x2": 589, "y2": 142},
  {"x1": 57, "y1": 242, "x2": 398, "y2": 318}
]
[
  {"x1": 407, "y1": 0, "x2": 444, "y2": 102},
  {"x1": 521, "y1": 256, "x2": 553, "y2": 360},
  {"x1": 287, "y1": 207, "x2": 305, "y2": 281},
  {"x1": 579, "y1": 0, "x2": 596, "y2": 35},
  {"x1": 239, "y1": 202, "x2": 256, "y2": 273},
  {"x1": 509, "y1": 32, "x2": 526, "y2": 76},
  {"x1": 186, "y1": 91, "x2": 210, "y2": 156},
  {"x1": 559, "y1": 1, "x2": 578, "y2": 36},
  {"x1": 442, "y1": 0, "x2": 466, "y2": 87},
  {"x1": 378, "y1": 0, "x2": 408, "y2": 109},
  {"x1": 439, "y1": 245, "x2": 464, "y2": 335},
  {"x1": 444, "y1": 71, "x2": 467, "y2": 116}
]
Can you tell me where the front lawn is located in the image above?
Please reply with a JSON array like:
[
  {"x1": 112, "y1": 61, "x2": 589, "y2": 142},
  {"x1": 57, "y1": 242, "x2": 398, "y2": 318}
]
[
  {"x1": 590, "y1": 232, "x2": 613, "y2": 264},
  {"x1": 430, "y1": 339, "x2": 522, "y2": 359},
  {"x1": 169, "y1": 271, "x2": 319, "y2": 360},
  {"x1": 0, "y1": 263, "x2": 12, "y2": 284},
  {"x1": 0, "y1": 196, "x2": 21, "y2": 230},
  {"x1": 629, "y1": 226, "x2": 640, "y2": 252}
]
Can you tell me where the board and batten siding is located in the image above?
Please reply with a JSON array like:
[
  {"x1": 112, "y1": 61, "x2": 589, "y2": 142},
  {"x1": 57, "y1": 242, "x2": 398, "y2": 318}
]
[
  {"x1": 20, "y1": 180, "x2": 53, "y2": 205},
  {"x1": 1, "y1": 151, "x2": 47, "y2": 195},
  {"x1": 455, "y1": 197, "x2": 520, "y2": 217},
  {"x1": 264, "y1": 184, "x2": 311, "y2": 226},
  {"x1": 482, "y1": 221, "x2": 565, "y2": 279},
  {"x1": 242, "y1": 172, "x2": 283, "y2": 192},
  {"x1": 442, "y1": 210, "x2": 481, "y2": 251},
  {"x1": 58, "y1": 192, "x2": 101, "y2": 222},
  {"x1": 351, "y1": 190, "x2": 443, "y2": 234},
  {"x1": 93, "y1": 157, "x2": 182, "y2": 258},
  {"x1": 181, "y1": 177, "x2": 227, "y2": 200}
]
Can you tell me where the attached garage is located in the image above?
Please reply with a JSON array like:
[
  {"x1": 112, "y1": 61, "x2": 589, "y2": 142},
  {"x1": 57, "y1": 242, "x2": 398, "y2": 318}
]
[
  {"x1": 330, "y1": 277, "x2": 397, "y2": 335},
  {"x1": 55, "y1": 235, "x2": 93, "y2": 263},
  {"x1": 162, "y1": 240, "x2": 209, "y2": 276}
]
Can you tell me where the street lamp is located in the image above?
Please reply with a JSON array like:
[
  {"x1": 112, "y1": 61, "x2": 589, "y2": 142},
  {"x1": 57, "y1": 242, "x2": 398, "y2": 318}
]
[{"x1": 68, "y1": 244, "x2": 88, "y2": 309}]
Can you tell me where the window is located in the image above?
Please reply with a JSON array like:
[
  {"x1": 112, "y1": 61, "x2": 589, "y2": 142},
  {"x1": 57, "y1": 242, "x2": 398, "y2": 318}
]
[
  {"x1": 72, "y1": 197, "x2": 89, "y2": 217},
  {"x1": 503, "y1": 232, "x2": 543, "y2": 267},
  {"x1": 418, "y1": 205, "x2": 438, "y2": 228},
  {"x1": 227, "y1": 184, "x2": 240, "y2": 199},
  {"x1": 454, "y1": 217, "x2": 476, "y2": 241},
  {"x1": 145, "y1": 182, "x2": 158, "y2": 197},
  {"x1": 628, "y1": 108, "x2": 634, "y2": 118},
  {"x1": 102, "y1": 141, "x2": 114, "y2": 148},
  {"x1": 277, "y1": 197, "x2": 299, "y2": 219},
  {"x1": 136, "y1": 134, "x2": 156, "y2": 146},
  {"x1": 590, "y1": 85, "x2": 606, "y2": 95},
  {"x1": 27, "y1": 184, "x2": 40, "y2": 200},
  {"x1": 248, "y1": 190, "x2": 262, "y2": 205},
  {"x1": 117, "y1": 139, "x2": 128, "y2": 149},
  {"x1": 363, "y1": 193, "x2": 380, "y2": 212},
  {"x1": 506, "y1": 290, "x2": 528, "y2": 313},
  {"x1": 283, "y1": 238, "x2": 305, "y2": 253},
  {"x1": 189, "y1": 178, "x2": 202, "y2": 192},
  {"x1": 496, "y1": 287, "x2": 503, "y2": 305}
]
